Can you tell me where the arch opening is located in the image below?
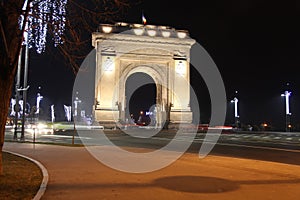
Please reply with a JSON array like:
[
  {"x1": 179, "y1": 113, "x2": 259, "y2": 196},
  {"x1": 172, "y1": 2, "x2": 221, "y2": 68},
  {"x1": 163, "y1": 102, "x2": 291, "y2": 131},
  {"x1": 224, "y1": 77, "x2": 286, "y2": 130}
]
[{"x1": 125, "y1": 72, "x2": 157, "y2": 126}]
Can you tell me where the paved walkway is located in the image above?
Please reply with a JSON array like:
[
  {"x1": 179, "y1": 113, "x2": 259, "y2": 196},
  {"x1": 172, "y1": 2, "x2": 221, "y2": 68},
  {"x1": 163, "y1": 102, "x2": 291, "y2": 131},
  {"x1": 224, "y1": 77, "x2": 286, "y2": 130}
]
[{"x1": 4, "y1": 142, "x2": 300, "y2": 200}]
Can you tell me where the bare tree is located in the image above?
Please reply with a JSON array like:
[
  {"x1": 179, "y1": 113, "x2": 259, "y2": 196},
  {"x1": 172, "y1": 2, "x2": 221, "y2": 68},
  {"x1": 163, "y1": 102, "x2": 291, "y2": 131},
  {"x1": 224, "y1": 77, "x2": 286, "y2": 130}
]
[{"x1": 0, "y1": 0, "x2": 135, "y2": 175}]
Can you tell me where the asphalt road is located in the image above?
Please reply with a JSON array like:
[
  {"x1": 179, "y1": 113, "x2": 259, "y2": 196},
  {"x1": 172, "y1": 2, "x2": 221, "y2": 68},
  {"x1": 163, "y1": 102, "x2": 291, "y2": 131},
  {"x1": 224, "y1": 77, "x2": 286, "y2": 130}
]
[
  {"x1": 5, "y1": 128, "x2": 300, "y2": 166},
  {"x1": 4, "y1": 127, "x2": 300, "y2": 200},
  {"x1": 4, "y1": 142, "x2": 300, "y2": 200}
]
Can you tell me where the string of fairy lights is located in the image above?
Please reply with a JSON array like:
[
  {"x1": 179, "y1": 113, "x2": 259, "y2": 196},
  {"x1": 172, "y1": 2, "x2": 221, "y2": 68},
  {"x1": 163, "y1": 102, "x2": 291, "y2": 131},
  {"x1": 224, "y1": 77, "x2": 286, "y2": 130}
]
[{"x1": 19, "y1": 0, "x2": 67, "y2": 53}]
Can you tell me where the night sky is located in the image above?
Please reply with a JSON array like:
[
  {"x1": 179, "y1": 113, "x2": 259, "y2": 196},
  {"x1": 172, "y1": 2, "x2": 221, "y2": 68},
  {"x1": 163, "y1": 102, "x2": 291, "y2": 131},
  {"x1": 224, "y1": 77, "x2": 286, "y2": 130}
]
[{"x1": 24, "y1": 0, "x2": 300, "y2": 130}]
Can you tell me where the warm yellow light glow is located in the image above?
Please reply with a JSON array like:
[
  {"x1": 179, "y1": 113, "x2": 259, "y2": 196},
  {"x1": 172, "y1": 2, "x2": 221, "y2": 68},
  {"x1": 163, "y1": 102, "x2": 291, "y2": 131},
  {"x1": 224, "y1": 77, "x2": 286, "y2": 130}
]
[
  {"x1": 177, "y1": 31, "x2": 187, "y2": 38},
  {"x1": 133, "y1": 24, "x2": 143, "y2": 28},
  {"x1": 147, "y1": 29, "x2": 156, "y2": 36},
  {"x1": 176, "y1": 60, "x2": 186, "y2": 76},
  {"x1": 133, "y1": 28, "x2": 144, "y2": 35},
  {"x1": 103, "y1": 56, "x2": 114, "y2": 71},
  {"x1": 116, "y1": 22, "x2": 128, "y2": 26},
  {"x1": 102, "y1": 26, "x2": 113, "y2": 33},
  {"x1": 159, "y1": 26, "x2": 168, "y2": 29},
  {"x1": 162, "y1": 31, "x2": 171, "y2": 37},
  {"x1": 37, "y1": 123, "x2": 47, "y2": 129},
  {"x1": 145, "y1": 25, "x2": 156, "y2": 29}
]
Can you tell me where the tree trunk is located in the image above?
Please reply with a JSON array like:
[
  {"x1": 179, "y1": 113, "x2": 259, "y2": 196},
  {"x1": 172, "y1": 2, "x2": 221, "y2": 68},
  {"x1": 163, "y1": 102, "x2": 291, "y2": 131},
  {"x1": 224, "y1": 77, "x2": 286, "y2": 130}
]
[
  {"x1": 0, "y1": 53, "x2": 16, "y2": 176},
  {"x1": 0, "y1": 73, "x2": 15, "y2": 175},
  {"x1": 0, "y1": 0, "x2": 24, "y2": 175}
]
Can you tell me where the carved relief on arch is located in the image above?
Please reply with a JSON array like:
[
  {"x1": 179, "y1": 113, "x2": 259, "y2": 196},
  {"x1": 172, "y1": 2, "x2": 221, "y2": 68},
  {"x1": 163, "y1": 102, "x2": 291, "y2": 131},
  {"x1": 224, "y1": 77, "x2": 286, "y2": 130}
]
[
  {"x1": 173, "y1": 50, "x2": 187, "y2": 59},
  {"x1": 118, "y1": 47, "x2": 173, "y2": 58},
  {"x1": 101, "y1": 46, "x2": 116, "y2": 55}
]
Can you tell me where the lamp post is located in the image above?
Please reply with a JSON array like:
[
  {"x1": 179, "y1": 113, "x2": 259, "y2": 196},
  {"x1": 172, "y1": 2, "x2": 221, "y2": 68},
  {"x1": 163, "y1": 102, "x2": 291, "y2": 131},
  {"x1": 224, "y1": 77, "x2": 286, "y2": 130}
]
[
  {"x1": 13, "y1": 43, "x2": 30, "y2": 141},
  {"x1": 231, "y1": 97, "x2": 239, "y2": 128},
  {"x1": 35, "y1": 90, "x2": 43, "y2": 121},
  {"x1": 231, "y1": 91, "x2": 239, "y2": 128},
  {"x1": 13, "y1": 47, "x2": 22, "y2": 140},
  {"x1": 21, "y1": 41, "x2": 29, "y2": 141},
  {"x1": 73, "y1": 92, "x2": 82, "y2": 122},
  {"x1": 72, "y1": 92, "x2": 81, "y2": 145},
  {"x1": 281, "y1": 90, "x2": 291, "y2": 132}
]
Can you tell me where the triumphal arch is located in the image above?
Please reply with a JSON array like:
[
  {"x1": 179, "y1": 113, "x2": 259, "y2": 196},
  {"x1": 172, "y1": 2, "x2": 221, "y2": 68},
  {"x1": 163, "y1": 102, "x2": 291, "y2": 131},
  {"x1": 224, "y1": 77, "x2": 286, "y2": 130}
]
[{"x1": 92, "y1": 22, "x2": 195, "y2": 128}]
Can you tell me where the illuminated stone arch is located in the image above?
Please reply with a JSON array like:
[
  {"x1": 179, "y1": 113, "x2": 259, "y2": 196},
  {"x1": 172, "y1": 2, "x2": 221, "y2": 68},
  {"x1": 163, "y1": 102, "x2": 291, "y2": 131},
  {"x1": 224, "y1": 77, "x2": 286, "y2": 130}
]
[{"x1": 92, "y1": 22, "x2": 195, "y2": 128}]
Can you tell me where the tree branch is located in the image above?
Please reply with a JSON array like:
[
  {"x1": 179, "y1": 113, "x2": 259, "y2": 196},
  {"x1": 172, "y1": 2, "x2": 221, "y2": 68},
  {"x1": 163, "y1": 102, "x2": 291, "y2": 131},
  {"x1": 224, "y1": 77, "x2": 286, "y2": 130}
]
[{"x1": 0, "y1": 20, "x2": 9, "y2": 58}]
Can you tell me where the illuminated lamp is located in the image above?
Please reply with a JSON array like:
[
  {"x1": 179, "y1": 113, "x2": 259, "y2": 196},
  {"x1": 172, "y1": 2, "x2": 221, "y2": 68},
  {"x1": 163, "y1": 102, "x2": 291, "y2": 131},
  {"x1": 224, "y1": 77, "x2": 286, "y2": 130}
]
[
  {"x1": 102, "y1": 25, "x2": 113, "y2": 33},
  {"x1": 162, "y1": 31, "x2": 171, "y2": 37},
  {"x1": 230, "y1": 97, "x2": 239, "y2": 118},
  {"x1": 147, "y1": 29, "x2": 156, "y2": 36},
  {"x1": 159, "y1": 26, "x2": 168, "y2": 29},
  {"x1": 133, "y1": 24, "x2": 143, "y2": 28},
  {"x1": 177, "y1": 31, "x2": 187, "y2": 38},
  {"x1": 281, "y1": 90, "x2": 291, "y2": 115},
  {"x1": 176, "y1": 60, "x2": 186, "y2": 76},
  {"x1": 133, "y1": 28, "x2": 144, "y2": 35},
  {"x1": 281, "y1": 89, "x2": 292, "y2": 132},
  {"x1": 145, "y1": 25, "x2": 156, "y2": 29},
  {"x1": 104, "y1": 57, "x2": 114, "y2": 71}
]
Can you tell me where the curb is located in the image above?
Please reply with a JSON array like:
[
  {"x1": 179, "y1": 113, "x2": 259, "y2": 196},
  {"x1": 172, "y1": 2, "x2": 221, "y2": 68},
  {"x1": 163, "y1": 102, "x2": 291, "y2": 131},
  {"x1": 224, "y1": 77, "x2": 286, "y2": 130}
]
[{"x1": 3, "y1": 150, "x2": 49, "y2": 200}]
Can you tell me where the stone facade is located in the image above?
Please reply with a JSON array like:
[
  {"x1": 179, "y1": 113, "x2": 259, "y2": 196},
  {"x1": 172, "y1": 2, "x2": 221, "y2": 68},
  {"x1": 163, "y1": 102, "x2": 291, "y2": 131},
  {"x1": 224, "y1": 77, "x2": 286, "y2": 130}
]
[{"x1": 92, "y1": 23, "x2": 195, "y2": 128}]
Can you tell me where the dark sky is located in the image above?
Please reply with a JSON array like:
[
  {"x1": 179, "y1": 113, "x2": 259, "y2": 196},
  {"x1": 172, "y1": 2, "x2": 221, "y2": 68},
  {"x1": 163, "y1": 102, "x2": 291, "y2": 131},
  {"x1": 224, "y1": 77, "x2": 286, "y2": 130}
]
[
  {"x1": 25, "y1": 0, "x2": 300, "y2": 130},
  {"x1": 123, "y1": 0, "x2": 300, "y2": 129}
]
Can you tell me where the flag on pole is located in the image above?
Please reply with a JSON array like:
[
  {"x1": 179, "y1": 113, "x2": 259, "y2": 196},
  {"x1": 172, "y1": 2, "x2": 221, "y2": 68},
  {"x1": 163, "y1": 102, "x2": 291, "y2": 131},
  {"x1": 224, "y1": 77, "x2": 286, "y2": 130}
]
[{"x1": 142, "y1": 11, "x2": 147, "y2": 25}]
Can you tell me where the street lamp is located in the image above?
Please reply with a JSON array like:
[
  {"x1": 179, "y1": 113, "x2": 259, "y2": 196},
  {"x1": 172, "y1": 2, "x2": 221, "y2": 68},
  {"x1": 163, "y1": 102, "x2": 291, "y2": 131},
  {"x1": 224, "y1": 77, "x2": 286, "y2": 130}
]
[
  {"x1": 281, "y1": 90, "x2": 291, "y2": 132},
  {"x1": 35, "y1": 91, "x2": 43, "y2": 120},
  {"x1": 73, "y1": 92, "x2": 82, "y2": 122},
  {"x1": 231, "y1": 91, "x2": 240, "y2": 128}
]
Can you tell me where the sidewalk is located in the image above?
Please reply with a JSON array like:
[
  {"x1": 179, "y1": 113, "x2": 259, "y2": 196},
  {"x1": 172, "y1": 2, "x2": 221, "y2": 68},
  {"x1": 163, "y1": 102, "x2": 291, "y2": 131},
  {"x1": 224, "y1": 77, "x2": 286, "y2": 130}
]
[{"x1": 4, "y1": 142, "x2": 300, "y2": 200}]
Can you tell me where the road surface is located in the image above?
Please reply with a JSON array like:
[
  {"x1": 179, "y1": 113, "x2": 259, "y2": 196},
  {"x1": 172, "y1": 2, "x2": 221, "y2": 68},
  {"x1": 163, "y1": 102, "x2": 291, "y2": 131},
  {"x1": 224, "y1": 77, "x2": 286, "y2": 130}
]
[{"x1": 4, "y1": 128, "x2": 300, "y2": 199}]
